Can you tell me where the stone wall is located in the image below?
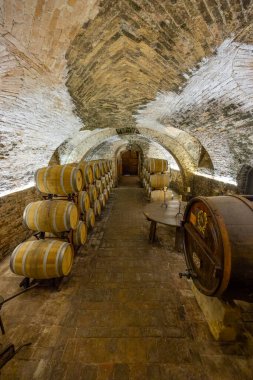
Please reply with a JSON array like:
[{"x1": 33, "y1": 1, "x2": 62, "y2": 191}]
[
  {"x1": 0, "y1": 187, "x2": 40, "y2": 261},
  {"x1": 192, "y1": 175, "x2": 237, "y2": 197},
  {"x1": 169, "y1": 170, "x2": 184, "y2": 195},
  {"x1": 169, "y1": 169, "x2": 237, "y2": 197}
]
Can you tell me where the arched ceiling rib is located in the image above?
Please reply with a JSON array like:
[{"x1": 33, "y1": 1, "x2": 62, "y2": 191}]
[
  {"x1": 1, "y1": 1, "x2": 253, "y2": 194},
  {"x1": 83, "y1": 134, "x2": 180, "y2": 170},
  {"x1": 57, "y1": 127, "x2": 208, "y2": 178},
  {"x1": 66, "y1": 0, "x2": 253, "y2": 129}
]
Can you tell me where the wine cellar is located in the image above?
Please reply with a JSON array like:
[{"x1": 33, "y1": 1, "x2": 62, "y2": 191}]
[{"x1": 0, "y1": 1, "x2": 253, "y2": 379}]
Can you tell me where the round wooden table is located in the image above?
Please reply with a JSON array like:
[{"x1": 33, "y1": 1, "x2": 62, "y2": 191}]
[{"x1": 143, "y1": 200, "x2": 187, "y2": 250}]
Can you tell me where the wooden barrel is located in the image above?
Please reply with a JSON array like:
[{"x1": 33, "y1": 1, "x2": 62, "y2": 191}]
[
  {"x1": 99, "y1": 193, "x2": 106, "y2": 208},
  {"x1": 98, "y1": 161, "x2": 105, "y2": 176},
  {"x1": 94, "y1": 199, "x2": 102, "y2": 216},
  {"x1": 77, "y1": 162, "x2": 94, "y2": 186},
  {"x1": 107, "y1": 185, "x2": 111, "y2": 194},
  {"x1": 35, "y1": 165, "x2": 83, "y2": 195},
  {"x1": 23, "y1": 200, "x2": 78, "y2": 233},
  {"x1": 10, "y1": 239, "x2": 74, "y2": 279},
  {"x1": 96, "y1": 180, "x2": 103, "y2": 195},
  {"x1": 148, "y1": 158, "x2": 168, "y2": 173},
  {"x1": 73, "y1": 221, "x2": 87, "y2": 246},
  {"x1": 91, "y1": 162, "x2": 101, "y2": 180},
  {"x1": 78, "y1": 191, "x2": 90, "y2": 213},
  {"x1": 101, "y1": 177, "x2": 107, "y2": 190},
  {"x1": 105, "y1": 174, "x2": 109, "y2": 185},
  {"x1": 183, "y1": 195, "x2": 253, "y2": 301},
  {"x1": 86, "y1": 208, "x2": 95, "y2": 228},
  {"x1": 103, "y1": 188, "x2": 109, "y2": 201},
  {"x1": 88, "y1": 185, "x2": 98, "y2": 203},
  {"x1": 149, "y1": 174, "x2": 169, "y2": 189},
  {"x1": 110, "y1": 180, "x2": 114, "y2": 189}
]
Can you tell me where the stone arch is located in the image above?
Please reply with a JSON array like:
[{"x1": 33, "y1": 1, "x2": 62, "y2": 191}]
[{"x1": 237, "y1": 165, "x2": 253, "y2": 194}]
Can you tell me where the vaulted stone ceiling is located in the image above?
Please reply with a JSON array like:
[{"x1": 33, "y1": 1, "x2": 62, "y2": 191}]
[
  {"x1": 1, "y1": 0, "x2": 253, "y2": 194},
  {"x1": 66, "y1": 0, "x2": 253, "y2": 129}
]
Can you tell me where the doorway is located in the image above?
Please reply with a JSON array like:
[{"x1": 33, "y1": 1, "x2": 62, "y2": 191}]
[{"x1": 122, "y1": 150, "x2": 139, "y2": 175}]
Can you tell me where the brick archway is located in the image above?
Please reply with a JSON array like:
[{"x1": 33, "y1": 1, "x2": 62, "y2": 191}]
[{"x1": 237, "y1": 165, "x2": 253, "y2": 194}]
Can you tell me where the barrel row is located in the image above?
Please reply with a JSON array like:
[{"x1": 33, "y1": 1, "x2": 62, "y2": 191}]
[
  {"x1": 143, "y1": 158, "x2": 168, "y2": 174},
  {"x1": 140, "y1": 158, "x2": 170, "y2": 199},
  {"x1": 10, "y1": 159, "x2": 113, "y2": 281},
  {"x1": 35, "y1": 160, "x2": 113, "y2": 196}
]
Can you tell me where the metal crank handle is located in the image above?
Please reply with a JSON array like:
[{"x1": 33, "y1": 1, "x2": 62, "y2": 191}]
[{"x1": 179, "y1": 269, "x2": 197, "y2": 279}]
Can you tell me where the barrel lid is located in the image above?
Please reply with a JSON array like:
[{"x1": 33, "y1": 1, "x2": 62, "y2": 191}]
[{"x1": 183, "y1": 196, "x2": 229, "y2": 296}]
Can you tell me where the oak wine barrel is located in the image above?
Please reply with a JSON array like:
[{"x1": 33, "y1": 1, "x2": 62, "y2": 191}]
[
  {"x1": 23, "y1": 200, "x2": 78, "y2": 233},
  {"x1": 77, "y1": 162, "x2": 94, "y2": 186},
  {"x1": 88, "y1": 185, "x2": 98, "y2": 203},
  {"x1": 73, "y1": 221, "x2": 87, "y2": 246},
  {"x1": 91, "y1": 160, "x2": 105, "y2": 176},
  {"x1": 99, "y1": 193, "x2": 106, "y2": 208},
  {"x1": 91, "y1": 162, "x2": 101, "y2": 180},
  {"x1": 94, "y1": 199, "x2": 102, "y2": 216},
  {"x1": 10, "y1": 239, "x2": 74, "y2": 279},
  {"x1": 86, "y1": 208, "x2": 95, "y2": 228},
  {"x1": 78, "y1": 191, "x2": 90, "y2": 214},
  {"x1": 149, "y1": 174, "x2": 170, "y2": 189},
  {"x1": 148, "y1": 158, "x2": 168, "y2": 174},
  {"x1": 183, "y1": 195, "x2": 253, "y2": 301},
  {"x1": 96, "y1": 180, "x2": 103, "y2": 195},
  {"x1": 35, "y1": 165, "x2": 83, "y2": 195},
  {"x1": 103, "y1": 188, "x2": 109, "y2": 201}
]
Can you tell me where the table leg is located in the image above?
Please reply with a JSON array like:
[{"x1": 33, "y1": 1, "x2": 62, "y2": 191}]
[
  {"x1": 149, "y1": 221, "x2": 157, "y2": 242},
  {"x1": 175, "y1": 226, "x2": 183, "y2": 252}
]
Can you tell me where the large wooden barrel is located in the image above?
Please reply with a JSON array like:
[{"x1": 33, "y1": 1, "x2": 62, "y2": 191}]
[
  {"x1": 88, "y1": 185, "x2": 98, "y2": 203},
  {"x1": 86, "y1": 208, "x2": 95, "y2": 228},
  {"x1": 149, "y1": 174, "x2": 170, "y2": 189},
  {"x1": 23, "y1": 200, "x2": 78, "y2": 233},
  {"x1": 10, "y1": 239, "x2": 74, "y2": 279},
  {"x1": 73, "y1": 221, "x2": 87, "y2": 246},
  {"x1": 77, "y1": 162, "x2": 94, "y2": 186},
  {"x1": 94, "y1": 199, "x2": 102, "y2": 216},
  {"x1": 148, "y1": 158, "x2": 168, "y2": 173},
  {"x1": 35, "y1": 165, "x2": 83, "y2": 195},
  {"x1": 78, "y1": 191, "x2": 90, "y2": 213},
  {"x1": 183, "y1": 195, "x2": 253, "y2": 301},
  {"x1": 99, "y1": 193, "x2": 106, "y2": 208}
]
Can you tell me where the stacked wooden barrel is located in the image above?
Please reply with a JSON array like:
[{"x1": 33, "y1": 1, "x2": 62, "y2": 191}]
[
  {"x1": 140, "y1": 158, "x2": 170, "y2": 199},
  {"x1": 10, "y1": 159, "x2": 113, "y2": 283}
]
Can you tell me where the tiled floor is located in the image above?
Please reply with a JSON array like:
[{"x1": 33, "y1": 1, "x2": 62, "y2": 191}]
[{"x1": 0, "y1": 176, "x2": 253, "y2": 379}]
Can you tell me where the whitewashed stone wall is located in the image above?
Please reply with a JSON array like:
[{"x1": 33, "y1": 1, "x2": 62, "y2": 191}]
[{"x1": 136, "y1": 39, "x2": 253, "y2": 182}]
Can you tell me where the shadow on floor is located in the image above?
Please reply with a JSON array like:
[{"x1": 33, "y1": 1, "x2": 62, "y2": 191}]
[{"x1": 118, "y1": 175, "x2": 141, "y2": 188}]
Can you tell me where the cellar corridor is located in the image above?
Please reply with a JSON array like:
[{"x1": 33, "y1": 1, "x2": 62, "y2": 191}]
[{"x1": 1, "y1": 179, "x2": 253, "y2": 379}]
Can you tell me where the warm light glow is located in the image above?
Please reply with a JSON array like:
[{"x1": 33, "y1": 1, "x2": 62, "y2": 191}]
[
  {"x1": 194, "y1": 171, "x2": 237, "y2": 185},
  {"x1": 0, "y1": 183, "x2": 34, "y2": 198}
]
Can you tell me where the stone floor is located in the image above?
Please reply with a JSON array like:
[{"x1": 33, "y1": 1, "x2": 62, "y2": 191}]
[{"x1": 1, "y1": 176, "x2": 253, "y2": 379}]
